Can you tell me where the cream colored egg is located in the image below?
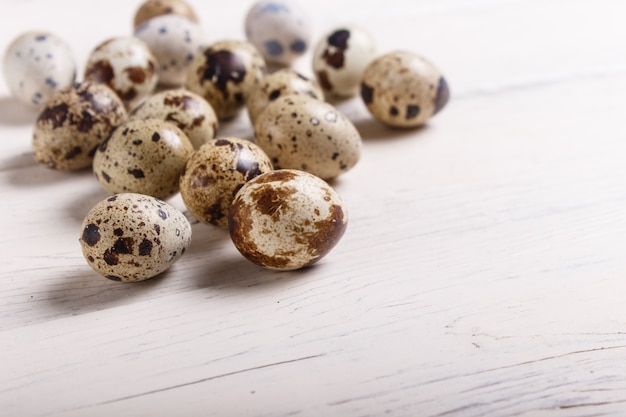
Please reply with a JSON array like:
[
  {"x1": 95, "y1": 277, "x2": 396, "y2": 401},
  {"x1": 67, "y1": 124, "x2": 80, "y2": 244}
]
[
  {"x1": 79, "y1": 193, "x2": 192, "y2": 282},
  {"x1": 254, "y1": 94, "x2": 361, "y2": 180},
  {"x1": 180, "y1": 137, "x2": 273, "y2": 228},
  {"x1": 229, "y1": 169, "x2": 348, "y2": 271},
  {"x1": 185, "y1": 40, "x2": 266, "y2": 120},
  {"x1": 246, "y1": 68, "x2": 323, "y2": 123},
  {"x1": 84, "y1": 37, "x2": 159, "y2": 110},
  {"x1": 134, "y1": 14, "x2": 206, "y2": 87},
  {"x1": 360, "y1": 51, "x2": 450, "y2": 128},
  {"x1": 93, "y1": 119, "x2": 194, "y2": 199},
  {"x1": 312, "y1": 25, "x2": 376, "y2": 97},
  {"x1": 129, "y1": 89, "x2": 218, "y2": 149},
  {"x1": 32, "y1": 82, "x2": 127, "y2": 171}
]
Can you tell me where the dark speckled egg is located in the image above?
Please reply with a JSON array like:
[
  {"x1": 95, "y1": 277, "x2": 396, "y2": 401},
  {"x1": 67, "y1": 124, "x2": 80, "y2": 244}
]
[
  {"x1": 93, "y1": 119, "x2": 194, "y2": 199},
  {"x1": 79, "y1": 193, "x2": 191, "y2": 282},
  {"x1": 32, "y1": 82, "x2": 127, "y2": 171},
  {"x1": 360, "y1": 51, "x2": 450, "y2": 128},
  {"x1": 185, "y1": 40, "x2": 266, "y2": 120},
  {"x1": 246, "y1": 68, "x2": 324, "y2": 123},
  {"x1": 180, "y1": 137, "x2": 273, "y2": 229},
  {"x1": 129, "y1": 88, "x2": 218, "y2": 150}
]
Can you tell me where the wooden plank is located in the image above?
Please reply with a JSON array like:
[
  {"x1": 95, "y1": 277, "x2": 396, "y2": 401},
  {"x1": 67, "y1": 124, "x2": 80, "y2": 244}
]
[{"x1": 1, "y1": 0, "x2": 626, "y2": 416}]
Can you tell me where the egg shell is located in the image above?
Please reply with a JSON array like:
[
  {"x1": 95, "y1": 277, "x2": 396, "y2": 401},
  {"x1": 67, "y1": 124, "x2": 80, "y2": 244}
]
[
  {"x1": 313, "y1": 26, "x2": 376, "y2": 97},
  {"x1": 180, "y1": 137, "x2": 273, "y2": 229},
  {"x1": 244, "y1": 0, "x2": 312, "y2": 66},
  {"x1": 185, "y1": 40, "x2": 266, "y2": 120},
  {"x1": 134, "y1": 0, "x2": 198, "y2": 29},
  {"x1": 360, "y1": 51, "x2": 450, "y2": 128},
  {"x1": 246, "y1": 68, "x2": 324, "y2": 123},
  {"x1": 32, "y1": 82, "x2": 127, "y2": 171},
  {"x1": 93, "y1": 119, "x2": 194, "y2": 199},
  {"x1": 2, "y1": 31, "x2": 76, "y2": 108},
  {"x1": 229, "y1": 169, "x2": 347, "y2": 271},
  {"x1": 253, "y1": 94, "x2": 362, "y2": 180},
  {"x1": 129, "y1": 88, "x2": 218, "y2": 149},
  {"x1": 134, "y1": 14, "x2": 206, "y2": 86},
  {"x1": 79, "y1": 193, "x2": 192, "y2": 282},
  {"x1": 84, "y1": 37, "x2": 159, "y2": 110}
]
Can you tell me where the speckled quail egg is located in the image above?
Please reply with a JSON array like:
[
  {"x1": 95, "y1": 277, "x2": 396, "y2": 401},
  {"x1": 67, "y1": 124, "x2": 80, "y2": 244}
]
[
  {"x1": 93, "y1": 119, "x2": 194, "y2": 199},
  {"x1": 134, "y1": 0, "x2": 199, "y2": 29},
  {"x1": 313, "y1": 26, "x2": 376, "y2": 98},
  {"x1": 129, "y1": 89, "x2": 218, "y2": 149},
  {"x1": 246, "y1": 68, "x2": 324, "y2": 123},
  {"x1": 229, "y1": 169, "x2": 347, "y2": 271},
  {"x1": 84, "y1": 37, "x2": 159, "y2": 110},
  {"x1": 134, "y1": 14, "x2": 206, "y2": 87},
  {"x1": 79, "y1": 193, "x2": 192, "y2": 282},
  {"x1": 32, "y1": 82, "x2": 127, "y2": 171},
  {"x1": 186, "y1": 40, "x2": 266, "y2": 120},
  {"x1": 244, "y1": 0, "x2": 312, "y2": 66},
  {"x1": 360, "y1": 51, "x2": 450, "y2": 128},
  {"x1": 254, "y1": 95, "x2": 361, "y2": 180},
  {"x1": 2, "y1": 31, "x2": 76, "y2": 108},
  {"x1": 180, "y1": 137, "x2": 273, "y2": 229}
]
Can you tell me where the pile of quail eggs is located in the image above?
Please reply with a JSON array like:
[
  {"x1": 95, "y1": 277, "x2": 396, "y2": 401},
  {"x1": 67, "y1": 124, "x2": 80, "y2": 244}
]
[{"x1": 3, "y1": 0, "x2": 449, "y2": 282}]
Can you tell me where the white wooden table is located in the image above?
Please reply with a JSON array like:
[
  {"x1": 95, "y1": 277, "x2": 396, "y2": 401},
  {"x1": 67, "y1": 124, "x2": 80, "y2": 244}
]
[{"x1": 2, "y1": 0, "x2": 626, "y2": 416}]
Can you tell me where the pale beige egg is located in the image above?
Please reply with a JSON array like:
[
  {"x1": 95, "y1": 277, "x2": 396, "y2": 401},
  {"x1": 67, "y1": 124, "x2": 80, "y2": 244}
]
[
  {"x1": 93, "y1": 119, "x2": 194, "y2": 199},
  {"x1": 253, "y1": 94, "x2": 362, "y2": 180}
]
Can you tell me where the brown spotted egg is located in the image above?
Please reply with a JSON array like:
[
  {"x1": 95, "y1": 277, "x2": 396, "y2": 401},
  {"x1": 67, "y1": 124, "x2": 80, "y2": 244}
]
[
  {"x1": 185, "y1": 40, "x2": 266, "y2": 120},
  {"x1": 79, "y1": 193, "x2": 192, "y2": 282},
  {"x1": 312, "y1": 25, "x2": 377, "y2": 98},
  {"x1": 32, "y1": 82, "x2": 127, "y2": 171},
  {"x1": 129, "y1": 89, "x2": 218, "y2": 149},
  {"x1": 360, "y1": 51, "x2": 450, "y2": 128},
  {"x1": 84, "y1": 37, "x2": 159, "y2": 110},
  {"x1": 254, "y1": 94, "x2": 362, "y2": 180},
  {"x1": 229, "y1": 169, "x2": 347, "y2": 271},
  {"x1": 180, "y1": 137, "x2": 273, "y2": 228},
  {"x1": 246, "y1": 68, "x2": 324, "y2": 123},
  {"x1": 134, "y1": 0, "x2": 199, "y2": 30},
  {"x1": 93, "y1": 119, "x2": 194, "y2": 199}
]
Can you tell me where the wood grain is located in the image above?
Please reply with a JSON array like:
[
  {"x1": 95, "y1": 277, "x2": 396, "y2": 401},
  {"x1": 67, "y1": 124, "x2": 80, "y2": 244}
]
[{"x1": 1, "y1": 0, "x2": 626, "y2": 416}]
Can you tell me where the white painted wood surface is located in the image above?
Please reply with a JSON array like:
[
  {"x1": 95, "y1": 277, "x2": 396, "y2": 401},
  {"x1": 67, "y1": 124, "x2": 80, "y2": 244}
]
[{"x1": 2, "y1": 0, "x2": 626, "y2": 416}]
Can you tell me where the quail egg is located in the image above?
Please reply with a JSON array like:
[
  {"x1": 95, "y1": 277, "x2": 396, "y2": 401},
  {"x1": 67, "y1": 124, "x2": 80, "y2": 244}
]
[
  {"x1": 186, "y1": 39, "x2": 266, "y2": 120},
  {"x1": 32, "y1": 82, "x2": 127, "y2": 171},
  {"x1": 133, "y1": 0, "x2": 199, "y2": 29},
  {"x1": 313, "y1": 26, "x2": 376, "y2": 97},
  {"x1": 246, "y1": 68, "x2": 323, "y2": 123},
  {"x1": 3, "y1": 31, "x2": 76, "y2": 108},
  {"x1": 84, "y1": 37, "x2": 159, "y2": 110},
  {"x1": 229, "y1": 169, "x2": 348, "y2": 271},
  {"x1": 79, "y1": 193, "x2": 192, "y2": 282},
  {"x1": 134, "y1": 14, "x2": 206, "y2": 86},
  {"x1": 360, "y1": 51, "x2": 450, "y2": 128},
  {"x1": 129, "y1": 88, "x2": 218, "y2": 149},
  {"x1": 244, "y1": 0, "x2": 312, "y2": 66},
  {"x1": 93, "y1": 119, "x2": 194, "y2": 199},
  {"x1": 254, "y1": 94, "x2": 362, "y2": 180},
  {"x1": 180, "y1": 137, "x2": 273, "y2": 228}
]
